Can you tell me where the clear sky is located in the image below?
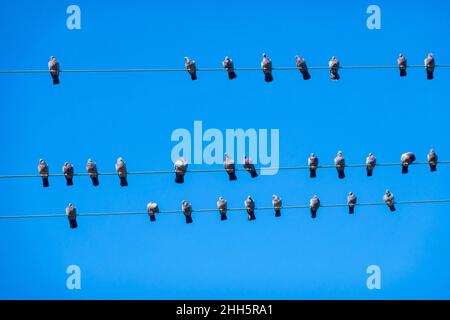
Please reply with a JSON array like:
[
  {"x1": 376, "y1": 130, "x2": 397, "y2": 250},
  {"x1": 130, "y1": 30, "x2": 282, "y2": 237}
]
[{"x1": 0, "y1": 0, "x2": 450, "y2": 299}]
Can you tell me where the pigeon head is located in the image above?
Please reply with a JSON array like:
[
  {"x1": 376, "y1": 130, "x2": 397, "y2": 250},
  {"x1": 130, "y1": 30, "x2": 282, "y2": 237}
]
[
  {"x1": 87, "y1": 158, "x2": 92, "y2": 163},
  {"x1": 262, "y1": 53, "x2": 266, "y2": 58},
  {"x1": 385, "y1": 189, "x2": 390, "y2": 194},
  {"x1": 338, "y1": 150, "x2": 342, "y2": 155},
  {"x1": 369, "y1": 153, "x2": 373, "y2": 156},
  {"x1": 68, "y1": 203, "x2": 73, "y2": 207},
  {"x1": 399, "y1": 53, "x2": 403, "y2": 57},
  {"x1": 218, "y1": 197, "x2": 223, "y2": 201},
  {"x1": 310, "y1": 153, "x2": 315, "y2": 157},
  {"x1": 349, "y1": 192, "x2": 353, "y2": 196},
  {"x1": 117, "y1": 157, "x2": 123, "y2": 162}
]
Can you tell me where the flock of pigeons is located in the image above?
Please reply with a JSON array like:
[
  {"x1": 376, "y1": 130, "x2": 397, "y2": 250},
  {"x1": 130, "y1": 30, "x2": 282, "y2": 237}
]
[{"x1": 47, "y1": 53, "x2": 437, "y2": 84}]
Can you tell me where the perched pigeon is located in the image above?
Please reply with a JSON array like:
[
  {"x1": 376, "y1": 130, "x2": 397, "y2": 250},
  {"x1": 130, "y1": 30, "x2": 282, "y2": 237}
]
[
  {"x1": 308, "y1": 153, "x2": 319, "y2": 178},
  {"x1": 65, "y1": 203, "x2": 78, "y2": 229},
  {"x1": 366, "y1": 153, "x2": 377, "y2": 177},
  {"x1": 62, "y1": 162, "x2": 74, "y2": 186},
  {"x1": 86, "y1": 159, "x2": 99, "y2": 186},
  {"x1": 184, "y1": 57, "x2": 197, "y2": 80},
  {"x1": 48, "y1": 56, "x2": 60, "y2": 85},
  {"x1": 174, "y1": 158, "x2": 188, "y2": 183},
  {"x1": 427, "y1": 149, "x2": 438, "y2": 172},
  {"x1": 223, "y1": 56, "x2": 237, "y2": 79},
  {"x1": 424, "y1": 53, "x2": 435, "y2": 80},
  {"x1": 182, "y1": 200, "x2": 193, "y2": 223},
  {"x1": 261, "y1": 53, "x2": 274, "y2": 82},
  {"x1": 223, "y1": 153, "x2": 237, "y2": 181},
  {"x1": 334, "y1": 151, "x2": 346, "y2": 179},
  {"x1": 309, "y1": 195, "x2": 320, "y2": 219},
  {"x1": 217, "y1": 197, "x2": 228, "y2": 221},
  {"x1": 146, "y1": 201, "x2": 159, "y2": 222},
  {"x1": 295, "y1": 55, "x2": 311, "y2": 80},
  {"x1": 38, "y1": 159, "x2": 49, "y2": 187},
  {"x1": 243, "y1": 156, "x2": 258, "y2": 178},
  {"x1": 244, "y1": 195, "x2": 256, "y2": 220},
  {"x1": 347, "y1": 192, "x2": 357, "y2": 214},
  {"x1": 329, "y1": 56, "x2": 340, "y2": 80},
  {"x1": 115, "y1": 157, "x2": 128, "y2": 187},
  {"x1": 397, "y1": 54, "x2": 407, "y2": 77},
  {"x1": 272, "y1": 194, "x2": 282, "y2": 217},
  {"x1": 383, "y1": 189, "x2": 396, "y2": 212},
  {"x1": 401, "y1": 152, "x2": 416, "y2": 174}
]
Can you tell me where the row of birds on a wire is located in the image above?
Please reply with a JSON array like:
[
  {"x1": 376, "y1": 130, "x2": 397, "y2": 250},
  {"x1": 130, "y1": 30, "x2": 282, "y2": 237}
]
[
  {"x1": 47, "y1": 53, "x2": 438, "y2": 84},
  {"x1": 33, "y1": 150, "x2": 439, "y2": 187},
  {"x1": 64, "y1": 190, "x2": 396, "y2": 229}
]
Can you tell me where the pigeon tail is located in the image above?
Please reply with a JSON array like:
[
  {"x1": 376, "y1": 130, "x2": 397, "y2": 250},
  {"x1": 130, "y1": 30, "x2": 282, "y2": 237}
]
[
  {"x1": 430, "y1": 164, "x2": 437, "y2": 172},
  {"x1": 302, "y1": 71, "x2": 311, "y2": 80},
  {"x1": 91, "y1": 176, "x2": 99, "y2": 186},
  {"x1": 228, "y1": 71, "x2": 237, "y2": 79},
  {"x1": 366, "y1": 167, "x2": 373, "y2": 177},
  {"x1": 247, "y1": 211, "x2": 256, "y2": 220},
  {"x1": 42, "y1": 177, "x2": 49, "y2": 188},
  {"x1": 311, "y1": 209, "x2": 317, "y2": 219},
  {"x1": 120, "y1": 177, "x2": 128, "y2": 187},
  {"x1": 338, "y1": 170, "x2": 345, "y2": 179},
  {"x1": 400, "y1": 69, "x2": 407, "y2": 77},
  {"x1": 310, "y1": 169, "x2": 317, "y2": 178},
  {"x1": 427, "y1": 71, "x2": 434, "y2": 80},
  {"x1": 250, "y1": 170, "x2": 258, "y2": 178},
  {"x1": 66, "y1": 177, "x2": 73, "y2": 186},
  {"x1": 220, "y1": 213, "x2": 227, "y2": 221},
  {"x1": 390, "y1": 205, "x2": 396, "y2": 212},
  {"x1": 228, "y1": 172, "x2": 237, "y2": 181},
  {"x1": 402, "y1": 165, "x2": 409, "y2": 174},
  {"x1": 190, "y1": 73, "x2": 197, "y2": 80},
  {"x1": 331, "y1": 72, "x2": 340, "y2": 80},
  {"x1": 275, "y1": 210, "x2": 281, "y2": 217},
  {"x1": 265, "y1": 73, "x2": 273, "y2": 82},
  {"x1": 349, "y1": 206, "x2": 355, "y2": 214},
  {"x1": 185, "y1": 215, "x2": 193, "y2": 223},
  {"x1": 69, "y1": 219, "x2": 78, "y2": 229},
  {"x1": 51, "y1": 74, "x2": 60, "y2": 85},
  {"x1": 175, "y1": 174, "x2": 185, "y2": 184},
  {"x1": 150, "y1": 215, "x2": 156, "y2": 222}
]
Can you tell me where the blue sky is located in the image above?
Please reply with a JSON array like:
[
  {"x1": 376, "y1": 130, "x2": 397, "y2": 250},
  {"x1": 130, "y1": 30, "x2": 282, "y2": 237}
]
[{"x1": 0, "y1": 0, "x2": 450, "y2": 299}]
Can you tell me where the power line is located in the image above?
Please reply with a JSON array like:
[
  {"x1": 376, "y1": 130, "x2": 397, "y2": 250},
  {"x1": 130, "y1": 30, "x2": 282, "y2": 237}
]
[
  {"x1": 0, "y1": 65, "x2": 449, "y2": 74},
  {"x1": 0, "y1": 161, "x2": 448, "y2": 180},
  {"x1": 1, "y1": 199, "x2": 449, "y2": 220}
]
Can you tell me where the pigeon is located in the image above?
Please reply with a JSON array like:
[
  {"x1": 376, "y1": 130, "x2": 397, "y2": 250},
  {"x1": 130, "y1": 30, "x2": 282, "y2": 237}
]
[
  {"x1": 427, "y1": 149, "x2": 438, "y2": 172},
  {"x1": 244, "y1": 195, "x2": 256, "y2": 220},
  {"x1": 217, "y1": 197, "x2": 228, "y2": 220},
  {"x1": 182, "y1": 200, "x2": 193, "y2": 223},
  {"x1": 272, "y1": 194, "x2": 282, "y2": 217},
  {"x1": 295, "y1": 55, "x2": 311, "y2": 80},
  {"x1": 308, "y1": 153, "x2": 319, "y2": 178},
  {"x1": 38, "y1": 159, "x2": 49, "y2": 187},
  {"x1": 223, "y1": 56, "x2": 237, "y2": 79},
  {"x1": 65, "y1": 203, "x2": 78, "y2": 229},
  {"x1": 174, "y1": 158, "x2": 188, "y2": 183},
  {"x1": 115, "y1": 157, "x2": 128, "y2": 187},
  {"x1": 334, "y1": 151, "x2": 346, "y2": 179},
  {"x1": 184, "y1": 57, "x2": 197, "y2": 80},
  {"x1": 223, "y1": 153, "x2": 237, "y2": 181},
  {"x1": 86, "y1": 159, "x2": 99, "y2": 186},
  {"x1": 424, "y1": 53, "x2": 435, "y2": 80},
  {"x1": 62, "y1": 162, "x2": 74, "y2": 186},
  {"x1": 347, "y1": 192, "x2": 357, "y2": 214},
  {"x1": 366, "y1": 153, "x2": 377, "y2": 177},
  {"x1": 401, "y1": 152, "x2": 416, "y2": 174},
  {"x1": 146, "y1": 202, "x2": 159, "y2": 222},
  {"x1": 261, "y1": 53, "x2": 274, "y2": 82},
  {"x1": 243, "y1": 156, "x2": 258, "y2": 178},
  {"x1": 383, "y1": 189, "x2": 396, "y2": 212},
  {"x1": 397, "y1": 54, "x2": 407, "y2": 77},
  {"x1": 309, "y1": 195, "x2": 320, "y2": 219},
  {"x1": 329, "y1": 56, "x2": 340, "y2": 80},
  {"x1": 48, "y1": 56, "x2": 60, "y2": 85}
]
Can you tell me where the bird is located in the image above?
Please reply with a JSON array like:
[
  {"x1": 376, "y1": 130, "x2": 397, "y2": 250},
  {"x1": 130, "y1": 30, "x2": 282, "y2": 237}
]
[
  {"x1": 174, "y1": 158, "x2": 188, "y2": 183},
  {"x1": 347, "y1": 192, "x2": 357, "y2": 214},
  {"x1": 366, "y1": 153, "x2": 377, "y2": 177},
  {"x1": 243, "y1": 156, "x2": 258, "y2": 178},
  {"x1": 217, "y1": 197, "x2": 228, "y2": 220},
  {"x1": 295, "y1": 55, "x2": 311, "y2": 80},
  {"x1": 86, "y1": 159, "x2": 99, "y2": 186},
  {"x1": 223, "y1": 153, "x2": 237, "y2": 181},
  {"x1": 427, "y1": 149, "x2": 438, "y2": 172},
  {"x1": 309, "y1": 195, "x2": 320, "y2": 219},
  {"x1": 329, "y1": 56, "x2": 340, "y2": 80},
  {"x1": 272, "y1": 194, "x2": 282, "y2": 217},
  {"x1": 184, "y1": 56, "x2": 197, "y2": 80},
  {"x1": 62, "y1": 162, "x2": 74, "y2": 186},
  {"x1": 65, "y1": 203, "x2": 78, "y2": 229},
  {"x1": 401, "y1": 152, "x2": 416, "y2": 174},
  {"x1": 244, "y1": 196, "x2": 256, "y2": 220},
  {"x1": 115, "y1": 157, "x2": 128, "y2": 187},
  {"x1": 48, "y1": 56, "x2": 60, "y2": 85},
  {"x1": 37, "y1": 159, "x2": 49, "y2": 187},
  {"x1": 182, "y1": 200, "x2": 193, "y2": 223},
  {"x1": 261, "y1": 53, "x2": 274, "y2": 82},
  {"x1": 397, "y1": 54, "x2": 407, "y2": 77},
  {"x1": 308, "y1": 153, "x2": 319, "y2": 178},
  {"x1": 334, "y1": 151, "x2": 346, "y2": 179},
  {"x1": 424, "y1": 53, "x2": 435, "y2": 80},
  {"x1": 223, "y1": 56, "x2": 237, "y2": 79},
  {"x1": 383, "y1": 189, "x2": 396, "y2": 212},
  {"x1": 146, "y1": 202, "x2": 159, "y2": 222}
]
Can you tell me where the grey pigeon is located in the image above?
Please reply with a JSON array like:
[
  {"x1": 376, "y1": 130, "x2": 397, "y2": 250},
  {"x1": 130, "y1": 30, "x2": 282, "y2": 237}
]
[
  {"x1": 38, "y1": 159, "x2": 49, "y2": 187},
  {"x1": 347, "y1": 192, "x2": 357, "y2": 214},
  {"x1": 424, "y1": 53, "x2": 435, "y2": 80},
  {"x1": 427, "y1": 149, "x2": 438, "y2": 172},
  {"x1": 243, "y1": 156, "x2": 258, "y2": 178},
  {"x1": 224, "y1": 153, "x2": 237, "y2": 181},
  {"x1": 244, "y1": 195, "x2": 256, "y2": 220},
  {"x1": 62, "y1": 161, "x2": 74, "y2": 186},
  {"x1": 115, "y1": 157, "x2": 128, "y2": 187},
  {"x1": 309, "y1": 195, "x2": 320, "y2": 219},
  {"x1": 308, "y1": 153, "x2": 319, "y2": 178},
  {"x1": 217, "y1": 197, "x2": 228, "y2": 220},
  {"x1": 334, "y1": 151, "x2": 346, "y2": 179},
  {"x1": 272, "y1": 194, "x2": 282, "y2": 217},
  {"x1": 401, "y1": 152, "x2": 416, "y2": 174},
  {"x1": 329, "y1": 56, "x2": 340, "y2": 80},
  {"x1": 366, "y1": 153, "x2": 377, "y2": 177},
  {"x1": 383, "y1": 189, "x2": 396, "y2": 212},
  {"x1": 174, "y1": 158, "x2": 188, "y2": 183},
  {"x1": 295, "y1": 55, "x2": 311, "y2": 80},
  {"x1": 48, "y1": 56, "x2": 60, "y2": 85},
  {"x1": 182, "y1": 200, "x2": 193, "y2": 223},
  {"x1": 223, "y1": 56, "x2": 237, "y2": 79},
  {"x1": 86, "y1": 159, "x2": 99, "y2": 186},
  {"x1": 261, "y1": 53, "x2": 273, "y2": 82},
  {"x1": 397, "y1": 54, "x2": 407, "y2": 77},
  {"x1": 65, "y1": 203, "x2": 78, "y2": 229},
  {"x1": 146, "y1": 201, "x2": 159, "y2": 222},
  {"x1": 184, "y1": 57, "x2": 197, "y2": 80}
]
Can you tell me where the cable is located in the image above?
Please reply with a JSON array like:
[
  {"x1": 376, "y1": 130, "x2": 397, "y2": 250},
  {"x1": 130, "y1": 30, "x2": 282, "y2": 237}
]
[
  {"x1": 1, "y1": 199, "x2": 449, "y2": 220},
  {"x1": 0, "y1": 161, "x2": 448, "y2": 180},
  {"x1": 0, "y1": 65, "x2": 449, "y2": 74}
]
